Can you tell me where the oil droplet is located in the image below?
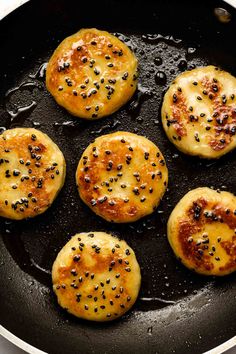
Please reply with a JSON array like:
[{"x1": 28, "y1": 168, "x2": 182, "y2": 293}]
[
  {"x1": 32, "y1": 121, "x2": 41, "y2": 127},
  {"x1": 147, "y1": 327, "x2": 153, "y2": 335},
  {"x1": 188, "y1": 63, "x2": 196, "y2": 70},
  {"x1": 8, "y1": 101, "x2": 37, "y2": 121},
  {"x1": 113, "y1": 33, "x2": 135, "y2": 50},
  {"x1": 29, "y1": 62, "x2": 48, "y2": 79},
  {"x1": 0, "y1": 127, "x2": 6, "y2": 134},
  {"x1": 54, "y1": 120, "x2": 77, "y2": 128},
  {"x1": 128, "y1": 84, "x2": 152, "y2": 112},
  {"x1": 214, "y1": 8, "x2": 231, "y2": 23},
  {"x1": 155, "y1": 71, "x2": 167, "y2": 85},
  {"x1": 91, "y1": 119, "x2": 121, "y2": 135},
  {"x1": 142, "y1": 33, "x2": 182, "y2": 46},
  {"x1": 154, "y1": 57, "x2": 162, "y2": 66},
  {"x1": 187, "y1": 47, "x2": 196, "y2": 55},
  {"x1": 178, "y1": 59, "x2": 187, "y2": 71}
]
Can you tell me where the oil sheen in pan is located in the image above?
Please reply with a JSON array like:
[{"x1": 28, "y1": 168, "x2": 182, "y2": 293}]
[
  {"x1": 0, "y1": 30, "x2": 228, "y2": 304},
  {"x1": 0, "y1": 7, "x2": 236, "y2": 353}
]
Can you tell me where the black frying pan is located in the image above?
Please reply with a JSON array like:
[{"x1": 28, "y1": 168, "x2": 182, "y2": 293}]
[{"x1": 1, "y1": 0, "x2": 236, "y2": 353}]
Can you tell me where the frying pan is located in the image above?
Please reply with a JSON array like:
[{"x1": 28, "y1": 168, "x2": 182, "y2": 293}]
[{"x1": 1, "y1": 0, "x2": 236, "y2": 353}]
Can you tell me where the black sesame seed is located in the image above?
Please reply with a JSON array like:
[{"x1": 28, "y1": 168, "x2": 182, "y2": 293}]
[
  {"x1": 144, "y1": 152, "x2": 149, "y2": 160},
  {"x1": 173, "y1": 94, "x2": 178, "y2": 103},
  {"x1": 91, "y1": 199, "x2": 97, "y2": 206},
  {"x1": 122, "y1": 72, "x2": 129, "y2": 80},
  {"x1": 13, "y1": 169, "x2": 20, "y2": 176},
  {"x1": 194, "y1": 133, "x2": 200, "y2": 142},
  {"x1": 94, "y1": 68, "x2": 100, "y2": 75},
  {"x1": 71, "y1": 269, "x2": 78, "y2": 276},
  {"x1": 73, "y1": 255, "x2": 80, "y2": 262}
]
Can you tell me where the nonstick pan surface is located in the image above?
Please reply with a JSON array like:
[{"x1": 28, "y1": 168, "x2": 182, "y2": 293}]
[{"x1": 0, "y1": 0, "x2": 236, "y2": 353}]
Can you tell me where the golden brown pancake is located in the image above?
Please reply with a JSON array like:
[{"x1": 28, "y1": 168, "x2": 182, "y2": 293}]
[
  {"x1": 162, "y1": 65, "x2": 236, "y2": 158},
  {"x1": 0, "y1": 128, "x2": 66, "y2": 220},
  {"x1": 52, "y1": 231, "x2": 141, "y2": 321},
  {"x1": 168, "y1": 187, "x2": 236, "y2": 276},
  {"x1": 46, "y1": 28, "x2": 138, "y2": 119},
  {"x1": 76, "y1": 131, "x2": 168, "y2": 223}
]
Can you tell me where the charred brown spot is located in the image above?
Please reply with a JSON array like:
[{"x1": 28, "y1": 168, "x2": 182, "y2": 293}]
[
  {"x1": 170, "y1": 91, "x2": 188, "y2": 137},
  {"x1": 177, "y1": 198, "x2": 236, "y2": 272},
  {"x1": 201, "y1": 77, "x2": 236, "y2": 151}
]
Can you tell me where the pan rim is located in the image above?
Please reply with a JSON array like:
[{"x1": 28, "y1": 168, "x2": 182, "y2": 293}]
[
  {"x1": 0, "y1": 325, "x2": 46, "y2": 354},
  {"x1": 0, "y1": 0, "x2": 236, "y2": 353}
]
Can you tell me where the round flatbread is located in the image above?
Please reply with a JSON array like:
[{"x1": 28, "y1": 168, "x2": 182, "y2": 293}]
[
  {"x1": 52, "y1": 231, "x2": 141, "y2": 321},
  {"x1": 46, "y1": 28, "x2": 138, "y2": 119},
  {"x1": 168, "y1": 187, "x2": 236, "y2": 276},
  {"x1": 76, "y1": 131, "x2": 168, "y2": 223},
  {"x1": 0, "y1": 128, "x2": 66, "y2": 220},
  {"x1": 162, "y1": 65, "x2": 236, "y2": 158}
]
